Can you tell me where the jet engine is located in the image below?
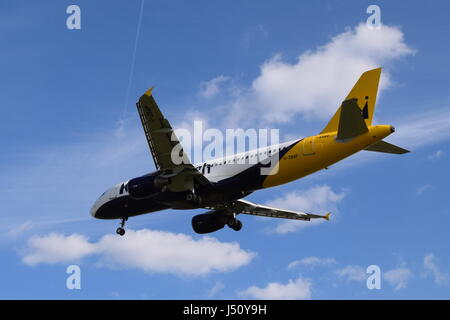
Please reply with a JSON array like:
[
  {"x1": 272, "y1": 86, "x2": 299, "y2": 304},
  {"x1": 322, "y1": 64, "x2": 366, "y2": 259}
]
[
  {"x1": 192, "y1": 211, "x2": 228, "y2": 234},
  {"x1": 128, "y1": 174, "x2": 169, "y2": 199},
  {"x1": 192, "y1": 211, "x2": 243, "y2": 234}
]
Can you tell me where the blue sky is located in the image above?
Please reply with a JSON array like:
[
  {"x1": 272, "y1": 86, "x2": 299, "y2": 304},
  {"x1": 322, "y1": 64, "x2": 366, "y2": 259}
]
[{"x1": 1, "y1": 0, "x2": 450, "y2": 299}]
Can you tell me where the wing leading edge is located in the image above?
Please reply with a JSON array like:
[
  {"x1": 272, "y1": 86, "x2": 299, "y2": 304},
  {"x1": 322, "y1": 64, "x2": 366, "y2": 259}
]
[
  {"x1": 136, "y1": 88, "x2": 210, "y2": 190},
  {"x1": 137, "y1": 87, "x2": 189, "y2": 170}
]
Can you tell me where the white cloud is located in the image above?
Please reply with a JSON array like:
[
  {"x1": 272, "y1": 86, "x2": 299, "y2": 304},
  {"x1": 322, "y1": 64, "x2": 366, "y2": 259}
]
[
  {"x1": 208, "y1": 281, "x2": 225, "y2": 297},
  {"x1": 223, "y1": 23, "x2": 414, "y2": 126},
  {"x1": 416, "y1": 184, "x2": 432, "y2": 196},
  {"x1": 384, "y1": 267, "x2": 412, "y2": 290},
  {"x1": 336, "y1": 265, "x2": 366, "y2": 282},
  {"x1": 428, "y1": 150, "x2": 444, "y2": 161},
  {"x1": 7, "y1": 220, "x2": 34, "y2": 238},
  {"x1": 389, "y1": 108, "x2": 450, "y2": 150},
  {"x1": 95, "y1": 229, "x2": 255, "y2": 275},
  {"x1": 265, "y1": 185, "x2": 345, "y2": 234},
  {"x1": 172, "y1": 112, "x2": 222, "y2": 164},
  {"x1": 21, "y1": 229, "x2": 255, "y2": 276},
  {"x1": 109, "y1": 291, "x2": 121, "y2": 299},
  {"x1": 423, "y1": 253, "x2": 450, "y2": 286},
  {"x1": 198, "y1": 76, "x2": 231, "y2": 99},
  {"x1": 238, "y1": 277, "x2": 312, "y2": 300},
  {"x1": 240, "y1": 24, "x2": 269, "y2": 50},
  {"x1": 288, "y1": 256, "x2": 337, "y2": 269},
  {"x1": 22, "y1": 233, "x2": 98, "y2": 265}
]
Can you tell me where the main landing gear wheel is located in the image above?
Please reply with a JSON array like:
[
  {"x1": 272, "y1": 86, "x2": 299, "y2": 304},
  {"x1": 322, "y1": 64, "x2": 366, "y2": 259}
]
[
  {"x1": 186, "y1": 192, "x2": 194, "y2": 201},
  {"x1": 116, "y1": 217, "x2": 128, "y2": 236},
  {"x1": 186, "y1": 192, "x2": 202, "y2": 205},
  {"x1": 227, "y1": 218, "x2": 243, "y2": 231}
]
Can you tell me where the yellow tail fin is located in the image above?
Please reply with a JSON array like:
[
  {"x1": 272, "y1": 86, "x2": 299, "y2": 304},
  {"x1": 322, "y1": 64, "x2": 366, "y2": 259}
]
[{"x1": 321, "y1": 68, "x2": 382, "y2": 134}]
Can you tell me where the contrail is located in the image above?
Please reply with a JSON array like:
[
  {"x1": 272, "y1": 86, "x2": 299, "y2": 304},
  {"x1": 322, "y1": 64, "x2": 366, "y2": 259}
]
[{"x1": 122, "y1": 0, "x2": 145, "y2": 119}]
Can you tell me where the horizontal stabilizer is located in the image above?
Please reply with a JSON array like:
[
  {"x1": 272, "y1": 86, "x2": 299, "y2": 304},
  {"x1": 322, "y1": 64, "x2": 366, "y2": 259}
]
[
  {"x1": 365, "y1": 140, "x2": 410, "y2": 154},
  {"x1": 336, "y1": 98, "x2": 369, "y2": 141}
]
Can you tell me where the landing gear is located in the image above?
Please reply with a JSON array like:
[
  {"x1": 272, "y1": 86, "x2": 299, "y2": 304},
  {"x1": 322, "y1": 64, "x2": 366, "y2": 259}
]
[
  {"x1": 116, "y1": 217, "x2": 128, "y2": 236},
  {"x1": 186, "y1": 192, "x2": 202, "y2": 205},
  {"x1": 186, "y1": 192, "x2": 195, "y2": 201},
  {"x1": 227, "y1": 218, "x2": 243, "y2": 231}
]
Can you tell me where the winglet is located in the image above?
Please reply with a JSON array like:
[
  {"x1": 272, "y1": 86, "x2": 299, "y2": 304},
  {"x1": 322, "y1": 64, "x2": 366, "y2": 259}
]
[
  {"x1": 144, "y1": 86, "x2": 154, "y2": 96},
  {"x1": 324, "y1": 212, "x2": 331, "y2": 221}
]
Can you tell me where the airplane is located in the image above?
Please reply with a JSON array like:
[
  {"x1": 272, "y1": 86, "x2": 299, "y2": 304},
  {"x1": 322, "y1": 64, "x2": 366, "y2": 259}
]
[{"x1": 90, "y1": 68, "x2": 409, "y2": 236}]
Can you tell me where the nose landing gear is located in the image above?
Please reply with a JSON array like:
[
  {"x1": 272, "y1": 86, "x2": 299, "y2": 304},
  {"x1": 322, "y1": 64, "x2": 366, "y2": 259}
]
[{"x1": 116, "y1": 217, "x2": 127, "y2": 236}]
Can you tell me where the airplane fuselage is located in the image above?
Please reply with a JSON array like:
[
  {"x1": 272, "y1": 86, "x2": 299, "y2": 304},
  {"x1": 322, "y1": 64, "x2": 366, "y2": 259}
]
[{"x1": 90, "y1": 124, "x2": 394, "y2": 220}]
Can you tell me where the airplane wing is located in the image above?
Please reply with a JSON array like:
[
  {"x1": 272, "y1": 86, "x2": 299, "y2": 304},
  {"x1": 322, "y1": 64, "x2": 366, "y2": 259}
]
[
  {"x1": 136, "y1": 88, "x2": 210, "y2": 190},
  {"x1": 213, "y1": 199, "x2": 331, "y2": 221}
]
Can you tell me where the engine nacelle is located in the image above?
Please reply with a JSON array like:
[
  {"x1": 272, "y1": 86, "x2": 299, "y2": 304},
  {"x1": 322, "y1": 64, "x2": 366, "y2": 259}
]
[
  {"x1": 192, "y1": 211, "x2": 228, "y2": 234},
  {"x1": 128, "y1": 174, "x2": 169, "y2": 199}
]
